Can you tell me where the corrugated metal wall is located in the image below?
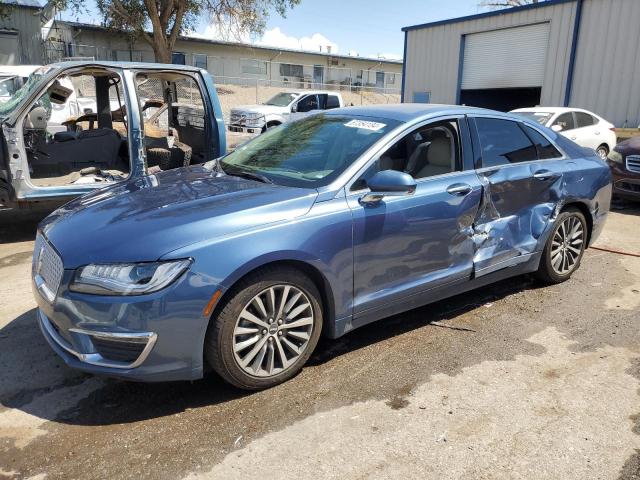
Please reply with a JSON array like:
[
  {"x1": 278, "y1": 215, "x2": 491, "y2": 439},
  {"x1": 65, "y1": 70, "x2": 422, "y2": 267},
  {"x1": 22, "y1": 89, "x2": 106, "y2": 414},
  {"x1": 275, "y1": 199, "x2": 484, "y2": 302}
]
[
  {"x1": 570, "y1": 0, "x2": 640, "y2": 127},
  {"x1": 403, "y1": 0, "x2": 640, "y2": 127},
  {"x1": 0, "y1": 6, "x2": 43, "y2": 65},
  {"x1": 404, "y1": 1, "x2": 577, "y2": 106}
]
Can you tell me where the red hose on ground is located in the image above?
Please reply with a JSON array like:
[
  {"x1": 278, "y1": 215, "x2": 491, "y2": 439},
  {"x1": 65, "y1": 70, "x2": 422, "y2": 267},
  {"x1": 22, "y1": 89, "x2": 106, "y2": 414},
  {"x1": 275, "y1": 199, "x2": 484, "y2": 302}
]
[{"x1": 591, "y1": 246, "x2": 640, "y2": 258}]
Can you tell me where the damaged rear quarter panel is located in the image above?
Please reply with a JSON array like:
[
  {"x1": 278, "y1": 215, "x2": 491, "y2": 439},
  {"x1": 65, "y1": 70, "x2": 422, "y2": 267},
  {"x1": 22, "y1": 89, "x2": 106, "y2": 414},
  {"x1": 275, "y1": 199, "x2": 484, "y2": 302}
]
[{"x1": 471, "y1": 152, "x2": 610, "y2": 277}]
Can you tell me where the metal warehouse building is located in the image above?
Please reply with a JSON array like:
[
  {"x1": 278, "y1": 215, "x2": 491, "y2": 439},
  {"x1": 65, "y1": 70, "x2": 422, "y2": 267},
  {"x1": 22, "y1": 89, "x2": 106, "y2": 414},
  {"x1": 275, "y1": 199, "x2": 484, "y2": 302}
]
[{"x1": 401, "y1": 0, "x2": 640, "y2": 127}]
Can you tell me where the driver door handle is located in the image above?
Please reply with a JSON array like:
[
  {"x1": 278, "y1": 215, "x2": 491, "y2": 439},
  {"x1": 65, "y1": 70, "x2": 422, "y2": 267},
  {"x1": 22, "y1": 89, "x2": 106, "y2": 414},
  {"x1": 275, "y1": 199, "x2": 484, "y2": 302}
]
[
  {"x1": 446, "y1": 183, "x2": 472, "y2": 196},
  {"x1": 533, "y1": 169, "x2": 559, "y2": 181}
]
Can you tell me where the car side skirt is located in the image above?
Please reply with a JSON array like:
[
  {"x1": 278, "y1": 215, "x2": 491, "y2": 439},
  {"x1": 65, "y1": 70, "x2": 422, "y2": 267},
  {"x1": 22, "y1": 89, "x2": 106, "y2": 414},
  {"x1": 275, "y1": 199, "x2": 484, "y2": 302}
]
[{"x1": 330, "y1": 252, "x2": 542, "y2": 339}]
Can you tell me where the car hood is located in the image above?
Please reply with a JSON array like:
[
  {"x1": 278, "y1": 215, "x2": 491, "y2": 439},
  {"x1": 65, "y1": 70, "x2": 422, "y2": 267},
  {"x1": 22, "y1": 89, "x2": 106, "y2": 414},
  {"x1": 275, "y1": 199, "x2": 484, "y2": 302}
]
[
  {"x1": 40, "y1": 166, "x2": 318, "y2": 268},
  {"x1": 614, "y1": 135, "x2": 640, "y2": 155},
  {"x1": 232, "y1": 104, "x2": 289, "y2": 115}
]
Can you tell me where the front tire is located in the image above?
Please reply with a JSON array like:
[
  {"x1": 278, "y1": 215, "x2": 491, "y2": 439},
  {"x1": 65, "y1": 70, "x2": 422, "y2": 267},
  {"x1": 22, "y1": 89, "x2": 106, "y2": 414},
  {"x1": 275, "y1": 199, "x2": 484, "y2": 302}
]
[
  {"x1": 535, "y1": 207, "x2": 587, "y2": 284},
  {"x1": 205, "y1": 267, "x2": 323, "y2": 390}
]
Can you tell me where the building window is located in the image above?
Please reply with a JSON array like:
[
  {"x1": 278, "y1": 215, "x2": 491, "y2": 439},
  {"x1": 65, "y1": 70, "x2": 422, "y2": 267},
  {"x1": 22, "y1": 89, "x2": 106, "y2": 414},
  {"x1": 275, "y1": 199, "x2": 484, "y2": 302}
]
[
  {"x1": 171, "y1": 52, "x2": 186, "y2": 65},
  {"x1": 387, "y1": 73, "x2": 396, "y2": 84},
  {"x1": 241, "y1": 59, "x2": 267, "y2": 75},
  {"x1": 193, "y1": 53, "x2": 207, "y2": 70},
  {"x1": 413, "y1": 91, "x2": 431, "y2": 103},
  {"x1": 279, "y1": 63, "x2": 304, "y2": 78}
]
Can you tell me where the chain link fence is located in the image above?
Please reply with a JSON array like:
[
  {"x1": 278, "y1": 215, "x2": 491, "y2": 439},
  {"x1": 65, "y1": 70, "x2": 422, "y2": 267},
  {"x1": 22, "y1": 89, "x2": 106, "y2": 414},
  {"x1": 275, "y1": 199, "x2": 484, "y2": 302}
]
[{"x1": 44, "y1": 40, "x2": 402, "y2": 124}]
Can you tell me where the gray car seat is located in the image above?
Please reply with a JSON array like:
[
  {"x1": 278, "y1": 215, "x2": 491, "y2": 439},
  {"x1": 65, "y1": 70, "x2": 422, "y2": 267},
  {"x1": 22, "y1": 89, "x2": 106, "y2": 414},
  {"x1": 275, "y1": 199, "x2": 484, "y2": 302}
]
[
  {"x1": 31, "y1": 128, "x2": 124, "y2": 178},
  {"x1": 414, "y1": 135, "x2": 453, "y2": 179}
]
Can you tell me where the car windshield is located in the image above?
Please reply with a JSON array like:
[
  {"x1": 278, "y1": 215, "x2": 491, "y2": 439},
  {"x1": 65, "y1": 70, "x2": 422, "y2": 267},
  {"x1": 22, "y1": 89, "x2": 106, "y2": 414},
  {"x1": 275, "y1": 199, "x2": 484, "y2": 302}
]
[
  {"x1": 213, "y1": 114, "x2": 401, "y2": 188},
  {"x1": 264, "y1": 92, "x2": 299, "y2": 107},
  {"x1": 512, "y1": 111, "x2": 554, "y2": 125},
  {"x1": 0, "y1": 69, "x2": 47, "y2": 118}
]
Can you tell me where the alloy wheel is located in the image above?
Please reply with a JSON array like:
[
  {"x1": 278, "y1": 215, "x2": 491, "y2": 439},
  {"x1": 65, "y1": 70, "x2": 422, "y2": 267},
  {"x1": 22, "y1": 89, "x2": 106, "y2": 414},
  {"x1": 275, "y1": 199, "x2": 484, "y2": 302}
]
[
  {"x1": 550, "y1": 215, "x2": 585, "y2": 275},
  {"x1": 596, "y1": 147, "x2": 608, "y2": 159},
  {"x1": 232, "y1": 284, "x2": 314, "y2": 377}
]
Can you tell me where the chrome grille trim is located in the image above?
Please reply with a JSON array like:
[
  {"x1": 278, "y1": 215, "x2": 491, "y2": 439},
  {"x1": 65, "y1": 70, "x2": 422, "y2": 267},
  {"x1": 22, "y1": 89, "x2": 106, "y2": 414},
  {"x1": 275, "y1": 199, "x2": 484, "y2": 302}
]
[
  {"x1": 38, "y1": 310, "x2": 157, "y2": 369},
  {"x1": 33, "y1": 234, "x2": 64, "y2": 302},
  {"x1": 626, "y1": 155, "x2": 640, "y2": 173}
]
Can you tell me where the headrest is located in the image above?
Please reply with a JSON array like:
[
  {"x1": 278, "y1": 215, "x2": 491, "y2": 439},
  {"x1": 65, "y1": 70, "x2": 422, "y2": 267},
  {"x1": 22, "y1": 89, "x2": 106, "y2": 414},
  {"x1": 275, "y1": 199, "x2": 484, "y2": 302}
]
[{"x1": 427, "y1": 137, "x2": 452, "y2": 167}]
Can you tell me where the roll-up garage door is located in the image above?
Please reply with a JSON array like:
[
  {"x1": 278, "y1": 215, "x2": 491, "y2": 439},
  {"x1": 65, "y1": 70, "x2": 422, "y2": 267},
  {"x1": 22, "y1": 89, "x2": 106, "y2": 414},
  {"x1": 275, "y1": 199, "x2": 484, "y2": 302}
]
[{"x1": 461, "y1": 23, "x2": 550, "y2": 89}]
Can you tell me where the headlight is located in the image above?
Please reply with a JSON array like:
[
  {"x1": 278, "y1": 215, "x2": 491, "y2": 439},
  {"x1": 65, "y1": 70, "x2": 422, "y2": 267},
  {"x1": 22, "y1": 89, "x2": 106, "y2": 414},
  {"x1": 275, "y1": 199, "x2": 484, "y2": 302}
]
[
  {"x1": 70, "y1": 259, "x2": 191, "y2": 295},
  {"x1": 607, "y1": 150, "x2": 623, "y2": 164},
  {"x1": 245, "y1": 112, "x2": 262, "y2": 120}
]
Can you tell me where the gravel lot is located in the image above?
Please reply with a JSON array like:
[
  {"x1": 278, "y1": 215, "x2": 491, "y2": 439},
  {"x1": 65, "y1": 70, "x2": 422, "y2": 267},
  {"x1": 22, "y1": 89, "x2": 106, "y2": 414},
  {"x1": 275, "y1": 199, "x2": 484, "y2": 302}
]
[{"x1": 0, "y1": 201, "x2": 639, "y2": 480}]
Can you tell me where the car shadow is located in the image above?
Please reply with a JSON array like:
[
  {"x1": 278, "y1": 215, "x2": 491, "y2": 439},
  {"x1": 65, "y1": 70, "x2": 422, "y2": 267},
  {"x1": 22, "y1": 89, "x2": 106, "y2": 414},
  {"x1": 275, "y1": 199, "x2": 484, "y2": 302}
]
[
  {"x1": 0, "y1": 273, "x2": 542, "y2": 427},
  {"x1": 0, "y1": 208, "x2": 51, "y2": 244},
  {"x1": 611, "y1": 198, "x2": 640, "y2": 216}
]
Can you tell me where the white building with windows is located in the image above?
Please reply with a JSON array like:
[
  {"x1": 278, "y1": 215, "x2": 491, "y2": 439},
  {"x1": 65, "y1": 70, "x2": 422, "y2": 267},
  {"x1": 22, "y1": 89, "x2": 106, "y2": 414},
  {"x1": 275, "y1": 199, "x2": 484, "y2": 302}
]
[{"x1": 43, "y1": 20, "x2": 402, "y2": 93}]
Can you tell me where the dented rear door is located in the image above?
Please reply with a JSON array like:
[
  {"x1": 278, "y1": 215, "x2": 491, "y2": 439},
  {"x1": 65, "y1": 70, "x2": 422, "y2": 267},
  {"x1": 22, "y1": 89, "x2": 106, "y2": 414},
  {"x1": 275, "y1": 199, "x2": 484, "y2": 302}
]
[{"x1": 469, "y1": 116, "x2": 563, "y2": 277}]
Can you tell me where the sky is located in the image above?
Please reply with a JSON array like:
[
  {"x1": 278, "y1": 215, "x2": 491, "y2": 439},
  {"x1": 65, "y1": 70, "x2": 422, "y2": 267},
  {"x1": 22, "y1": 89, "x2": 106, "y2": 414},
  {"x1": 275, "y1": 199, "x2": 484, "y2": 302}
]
[{"x1": 60, "y1": 0, "x2": 490, "y2": 60}]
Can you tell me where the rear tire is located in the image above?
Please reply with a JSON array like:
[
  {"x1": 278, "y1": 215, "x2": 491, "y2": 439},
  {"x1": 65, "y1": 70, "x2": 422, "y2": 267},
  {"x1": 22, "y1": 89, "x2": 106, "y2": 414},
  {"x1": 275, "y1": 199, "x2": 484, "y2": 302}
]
[
  {"x1": 596, "y1": 144, "x2": 609, "y2": 159},
  {"x1": 205, "y1": 267, "x2": 323, "y2": 390},
  {"x1": 535, "y1": 207, "x2": 587, "y2": 284}
]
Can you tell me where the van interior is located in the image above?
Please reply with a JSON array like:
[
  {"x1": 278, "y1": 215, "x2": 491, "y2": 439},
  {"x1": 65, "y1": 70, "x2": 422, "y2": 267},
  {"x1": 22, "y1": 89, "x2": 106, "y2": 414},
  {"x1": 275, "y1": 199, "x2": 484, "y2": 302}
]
[
  {"x1": 21, "y1": 68, "x2": 209, "y2": 188},
  {"x1": 22, "y1": 69, "x2": 131, "y2": 187}
]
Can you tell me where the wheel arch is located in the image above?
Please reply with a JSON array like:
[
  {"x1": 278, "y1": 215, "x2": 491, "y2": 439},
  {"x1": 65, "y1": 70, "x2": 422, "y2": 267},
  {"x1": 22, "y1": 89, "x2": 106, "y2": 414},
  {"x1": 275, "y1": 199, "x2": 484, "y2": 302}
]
[
  {"x1": 560, "y1": 201, "x2": 593, "y2": 246},
  {"x1": 211, "y1": 257, "x2": 337, "y2": 338}
]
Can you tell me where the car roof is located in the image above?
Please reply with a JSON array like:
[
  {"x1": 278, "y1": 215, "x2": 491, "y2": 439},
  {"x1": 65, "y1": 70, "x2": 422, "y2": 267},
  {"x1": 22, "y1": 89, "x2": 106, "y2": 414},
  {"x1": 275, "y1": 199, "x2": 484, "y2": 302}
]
[
  {"x1": 325, "y1": 103, "x2": 516, "y2": 122},
  {"x1": 512, "y1": 106, "x2": 595, "y2": 115},
  {"x1": 45, "y1": 60, "x2": 203, "y2": 72}
]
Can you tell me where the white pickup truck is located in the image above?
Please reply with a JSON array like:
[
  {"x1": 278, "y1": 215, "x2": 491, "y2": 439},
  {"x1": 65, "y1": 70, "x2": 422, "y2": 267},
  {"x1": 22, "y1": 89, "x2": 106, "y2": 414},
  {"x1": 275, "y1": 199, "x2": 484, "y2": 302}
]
[{"x1": 228, "y1": 90, "x2": 344, "y2": 134}]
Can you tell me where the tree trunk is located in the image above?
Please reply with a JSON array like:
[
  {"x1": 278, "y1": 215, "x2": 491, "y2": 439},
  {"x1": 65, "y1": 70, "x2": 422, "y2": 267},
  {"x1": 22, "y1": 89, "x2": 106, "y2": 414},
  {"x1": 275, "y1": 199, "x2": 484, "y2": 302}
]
[{"x1": 151, "y1": 36, "x2": 172, "y2": 63}]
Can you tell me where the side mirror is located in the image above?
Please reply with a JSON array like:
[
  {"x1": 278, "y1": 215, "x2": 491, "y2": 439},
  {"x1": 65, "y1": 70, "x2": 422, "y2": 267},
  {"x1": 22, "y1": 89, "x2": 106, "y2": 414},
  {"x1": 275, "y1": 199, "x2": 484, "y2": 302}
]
[
  {"x1": 551, "y1": 124, "x2": 563, "y2": 132},
  {"x1": 360, "y1": 170, "x2": 417, "y2": 205},
  {"x1": 291, "y1": 103, "x2": 298, "y2": 113}
]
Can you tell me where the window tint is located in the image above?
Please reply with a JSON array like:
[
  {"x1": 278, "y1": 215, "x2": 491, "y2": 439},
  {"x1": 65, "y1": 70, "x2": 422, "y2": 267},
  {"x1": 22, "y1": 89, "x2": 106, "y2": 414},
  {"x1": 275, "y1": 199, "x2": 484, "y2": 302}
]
[
  {"x1": 326, "y1": 95, "x2": 340, "y2": 109},
  {"x1": 553, "y1": 112, "x2": 575, "y2": 131},
  {"x1": 475, "y1": 118, "x2": 537, "y2": 167},
  {"x1": 523, "y1": 125, "x2": 562, "y2": 160},
  {"x1": 351, "y1": 119, "x2": 461, "y2": 190},
  {"x1": 296, "y1": 95, "x2": 319, "y2": 113},
  {"x1": 575, "y1": 111, "x2": 596, "y2": 128}
]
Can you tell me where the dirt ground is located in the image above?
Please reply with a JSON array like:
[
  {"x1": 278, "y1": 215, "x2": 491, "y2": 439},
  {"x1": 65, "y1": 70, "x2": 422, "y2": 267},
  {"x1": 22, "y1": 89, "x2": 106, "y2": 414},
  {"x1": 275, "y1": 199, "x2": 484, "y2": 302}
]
[{"x1": 0, "y1": 200, "x2": 639, "y2": 480}]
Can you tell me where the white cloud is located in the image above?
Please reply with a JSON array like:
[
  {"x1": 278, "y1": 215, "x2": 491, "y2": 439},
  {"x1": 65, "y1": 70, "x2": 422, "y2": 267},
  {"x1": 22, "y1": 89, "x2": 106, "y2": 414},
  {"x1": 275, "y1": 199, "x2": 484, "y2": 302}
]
[
  {"x1": 190, "y1": 25, "x2": 339, "y2": 54},
  {"x1": 189, "y1": 23, "x2": 252, "y2": 44},
  {"x1": 257, "y1": 27, "x2": 339, "y2": 54}
]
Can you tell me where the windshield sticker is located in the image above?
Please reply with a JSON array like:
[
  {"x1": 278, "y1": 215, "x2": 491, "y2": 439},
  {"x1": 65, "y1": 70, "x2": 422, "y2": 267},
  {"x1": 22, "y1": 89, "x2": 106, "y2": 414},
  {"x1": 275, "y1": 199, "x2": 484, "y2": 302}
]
[{"x1": 344, "y1": 119, "x2": 386, "y2": 131}]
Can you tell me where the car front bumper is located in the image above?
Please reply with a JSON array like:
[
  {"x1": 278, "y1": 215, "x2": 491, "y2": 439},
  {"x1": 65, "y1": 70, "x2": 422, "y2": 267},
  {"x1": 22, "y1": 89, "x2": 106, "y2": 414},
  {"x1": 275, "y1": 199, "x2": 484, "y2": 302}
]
[
  {"x1": 608, "y1": 161, "x2": 640, "y2": 201},
  {"x1": 34, "y1": 268, "x2": 219, "y2": 382}
]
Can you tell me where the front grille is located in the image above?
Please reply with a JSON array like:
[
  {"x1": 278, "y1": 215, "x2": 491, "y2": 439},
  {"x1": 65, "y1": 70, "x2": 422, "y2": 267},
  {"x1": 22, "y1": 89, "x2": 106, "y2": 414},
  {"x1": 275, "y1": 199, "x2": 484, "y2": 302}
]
[
  {"x1": 618, "y1": 181, "x2": 640, "y2": 193},
  {"x1": 92, "y1": 337, "x2": 147, "y2": 364},
  {"x1": 34, "y1": 234, "x2": 64, "y2": 300},
  {"x1": 230, "y1": 112, "x2": 245, "y2": 124},
  {"x1": 627, "y1": 155, "x2": 640, "y2": 173}
]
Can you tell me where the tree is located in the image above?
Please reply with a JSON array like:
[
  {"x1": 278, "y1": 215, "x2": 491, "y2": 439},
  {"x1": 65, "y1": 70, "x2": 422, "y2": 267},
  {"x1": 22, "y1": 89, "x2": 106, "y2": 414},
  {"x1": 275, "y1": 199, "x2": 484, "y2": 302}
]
[
  {"x1": 479, "y1": 0, "x2": 541, "y2": 9},
  {"x1": 53, "y1": 0, "x2": 300, "y2": 63}
]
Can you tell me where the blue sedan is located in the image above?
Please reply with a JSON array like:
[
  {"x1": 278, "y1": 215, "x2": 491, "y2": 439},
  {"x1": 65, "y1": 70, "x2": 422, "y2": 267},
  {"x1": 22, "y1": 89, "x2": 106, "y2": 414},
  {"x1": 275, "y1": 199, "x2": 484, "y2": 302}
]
[{"x1": 33, "y1": 105, "x2": 612, "y2": 389}]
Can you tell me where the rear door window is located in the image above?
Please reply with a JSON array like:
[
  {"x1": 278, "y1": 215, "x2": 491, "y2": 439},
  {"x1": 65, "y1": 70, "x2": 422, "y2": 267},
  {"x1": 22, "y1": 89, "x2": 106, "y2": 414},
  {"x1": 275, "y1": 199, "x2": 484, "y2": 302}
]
[
  {"x1": 575, "y1": 111, "x2": 596, "y2": 128},
  {"x1": 522, "y1": 125, "x2": 562, "y2": 160},
  {"x1": 326, "y1": 95, "x2": 341, "y2": 109},
  {"x1": 475, "y1": 117, "x2": 537, "y2": 168}
]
